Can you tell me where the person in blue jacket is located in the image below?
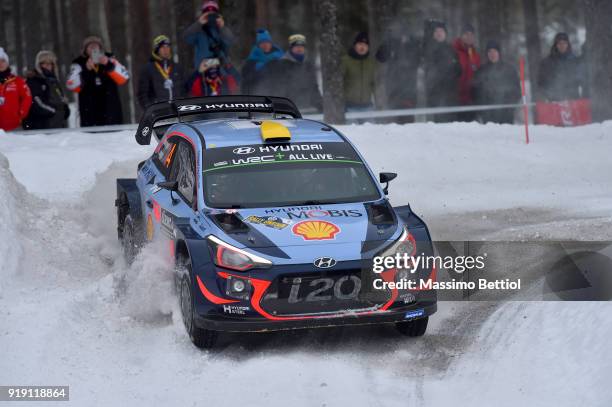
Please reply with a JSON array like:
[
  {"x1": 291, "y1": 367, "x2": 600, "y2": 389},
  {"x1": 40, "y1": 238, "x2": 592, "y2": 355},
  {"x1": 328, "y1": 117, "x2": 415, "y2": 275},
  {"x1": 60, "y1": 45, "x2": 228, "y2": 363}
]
[
  {"x1": 240, "y1": 29, "x2": 284, "y2": 95},
  {"x1": 183, "y1": 0, "x2": 235, "y2": 70}
]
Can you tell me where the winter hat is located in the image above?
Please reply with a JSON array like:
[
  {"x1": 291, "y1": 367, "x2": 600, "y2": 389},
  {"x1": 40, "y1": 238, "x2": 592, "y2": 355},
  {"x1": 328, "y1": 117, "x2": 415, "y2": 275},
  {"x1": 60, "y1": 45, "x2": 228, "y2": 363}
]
[
  {"x1": 256, "y1": 29, "x2": 273, "y2": 45},
  {"x1": 462, "y1": 23, "x2": 475, "y2": 34},
  {"x1": 0, "y1": 47, "x2": 8, "y2": 64},
  {"x1": 430, "y1": 20, "x2": 447, "y2": 33},
  {"x1": 35, "y1": 50, "x2": 59, "y2": 77},
  {"x1": 152, "y1": 35, "x2": 171, "y2": 54},
  {"x1": 554, "y1": 32, "x2": 570, "y2": 44},
  {"x1": 485, "y1": 40, "x2": 501, "y2": 53},
  {"x1": 82, "y1": 36, "x2": 104, "y2": 54},
  {"x1": 201, "y1": 0, "x2": 219, "y2": 13},
  {"x1": 199, "y1": 58, "x2": 220, "y2": 73},
  {"x1": 289, "y1": 34, "x2": 306, "y2": 47},
  {"x1": 353, "y1": 31, "x2": 369, "y2": 45}
]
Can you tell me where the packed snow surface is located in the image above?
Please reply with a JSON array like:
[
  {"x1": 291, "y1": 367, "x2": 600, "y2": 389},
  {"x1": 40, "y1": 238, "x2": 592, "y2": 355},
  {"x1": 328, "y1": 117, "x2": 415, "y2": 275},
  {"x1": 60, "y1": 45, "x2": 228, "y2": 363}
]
[{"x1": 0, "y1": 122, "x2": 611, "y2": 406}]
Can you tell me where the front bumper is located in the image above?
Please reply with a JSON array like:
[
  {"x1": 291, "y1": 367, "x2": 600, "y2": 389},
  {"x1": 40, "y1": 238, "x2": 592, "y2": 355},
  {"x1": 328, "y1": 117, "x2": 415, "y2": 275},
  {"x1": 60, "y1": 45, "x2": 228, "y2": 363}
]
[{"x1": 195, "y1": 301, "x2": 437, "y2": 332}]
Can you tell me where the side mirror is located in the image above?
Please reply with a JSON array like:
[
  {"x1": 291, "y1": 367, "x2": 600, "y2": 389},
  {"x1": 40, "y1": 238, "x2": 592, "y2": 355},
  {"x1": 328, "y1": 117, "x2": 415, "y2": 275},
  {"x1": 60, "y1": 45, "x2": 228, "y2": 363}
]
[
  {"x1": 379, "y1": 172, "x2": 397, "y2": 195},
  {"x1": 157, "y1": 181, "x2": 180, "y2": 205},
  {"x1": 157, "y1": 181, "x2": 178, "y2": 191}
]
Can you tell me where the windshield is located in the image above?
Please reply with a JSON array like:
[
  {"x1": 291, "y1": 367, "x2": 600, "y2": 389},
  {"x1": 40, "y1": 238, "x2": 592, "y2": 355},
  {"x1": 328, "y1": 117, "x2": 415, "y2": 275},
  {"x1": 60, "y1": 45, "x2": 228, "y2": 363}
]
[{"x1": 202, "y1": 143, "x2": 381, "y2": 208}]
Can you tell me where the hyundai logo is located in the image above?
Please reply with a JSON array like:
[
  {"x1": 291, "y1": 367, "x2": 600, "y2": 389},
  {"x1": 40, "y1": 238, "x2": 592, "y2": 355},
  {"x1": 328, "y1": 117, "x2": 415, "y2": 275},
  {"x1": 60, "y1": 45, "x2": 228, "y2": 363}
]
[
  {"x1": 178, "y1": 104, "x2": 202, "y2": 112},
  {"x1": 313, "y1": 257, "x2": 337, "y2": 269},
  {"x1": 233, "y1": 147, "x2": 256, "y2": 155}
]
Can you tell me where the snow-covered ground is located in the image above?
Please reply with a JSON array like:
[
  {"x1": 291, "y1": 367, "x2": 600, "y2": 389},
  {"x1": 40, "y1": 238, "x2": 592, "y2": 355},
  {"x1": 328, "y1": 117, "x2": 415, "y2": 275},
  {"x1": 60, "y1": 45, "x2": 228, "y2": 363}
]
[{"x1": 0, "y1": 122, "x2": 611, "y2": 406}]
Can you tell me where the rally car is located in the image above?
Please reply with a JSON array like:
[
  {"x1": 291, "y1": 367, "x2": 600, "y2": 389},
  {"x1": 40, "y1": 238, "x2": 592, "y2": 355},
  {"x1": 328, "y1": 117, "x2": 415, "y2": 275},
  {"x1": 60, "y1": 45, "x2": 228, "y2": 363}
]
[{"x1": 116, "y1": 96, "x2": 436, "y2": 349}]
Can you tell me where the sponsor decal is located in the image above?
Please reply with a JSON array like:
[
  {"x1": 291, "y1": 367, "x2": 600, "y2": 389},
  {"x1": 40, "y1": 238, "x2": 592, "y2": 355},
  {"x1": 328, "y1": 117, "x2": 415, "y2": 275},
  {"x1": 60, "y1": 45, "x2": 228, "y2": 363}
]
[
  {"x1": 265, "y1": 206, "x2": 322, "y2": 213},
  {"x1": 161, "y1": 210, "x2": 173, "y2": 229},
  {"x1": 259, "y1": 144, "x2": 323, "y2": 153},
  {"x1": 265, "y1": 208, "x2": 363, "y2": 219},
  {"x1": 213, "y1": 161, "x2": 228, "y2": 167},
  {"x1": 404, "y1": 308, "x2": 425, "y2": 319},
  {"x1": 313, "y1": 257, "x2": 337, "y2": 269},
  {"x1": 245, "y1": 215, "x2": 291, "y2": 230},
  {"x1": 233, "y1": 146, "x2": 256, "y2": 155},
  {"x1": 399, "y1": 292, "x2": 416, "y2": 304},
  {"x1": 231, "y1": 155, "x2": 275, "y2": 165},
  {"x1": 146, "y1": 214, "x2": 154, "y2": 241},
  {"x1": 222, "y1": 305, "x2": 250, "y2": 315},
  {"x1": 150, "y1": 184, "x2": 162, "y2": 194},
  {"x1": 204, "y1": 103, "x2": 272, "y2": 110},
  {"x1": 292, "y1": 220, "x2": 340, "y2": 241}
]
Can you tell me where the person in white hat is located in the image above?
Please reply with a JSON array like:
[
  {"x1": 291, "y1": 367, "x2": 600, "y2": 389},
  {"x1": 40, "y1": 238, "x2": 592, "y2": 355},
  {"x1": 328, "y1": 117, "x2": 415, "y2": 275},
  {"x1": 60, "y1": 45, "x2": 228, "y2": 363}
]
[{"x1": 23, "y1": 50, "x2": 70, "y2": 129}]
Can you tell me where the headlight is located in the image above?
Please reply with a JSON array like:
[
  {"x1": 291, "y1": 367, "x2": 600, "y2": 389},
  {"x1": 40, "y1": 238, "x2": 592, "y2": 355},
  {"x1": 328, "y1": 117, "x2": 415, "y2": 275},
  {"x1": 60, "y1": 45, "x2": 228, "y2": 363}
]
[
  {"x1": 207, "y1": 235, "x2": 272, "y2": 271},
  {"x1": 377, "y1": 227, "x2": 417, "y2": 272},
  {"x1": 379, "y1": 227, "x2": 417, "y2": 258}
]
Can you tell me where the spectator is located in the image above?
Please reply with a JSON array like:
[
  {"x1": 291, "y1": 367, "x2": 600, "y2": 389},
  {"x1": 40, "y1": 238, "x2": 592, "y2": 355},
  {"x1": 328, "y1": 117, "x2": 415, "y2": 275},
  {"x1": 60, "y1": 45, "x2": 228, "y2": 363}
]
[
  {"x1": 187, "y1": 58, "x2": 231, "y2": 96},
  {"x1": 66, "y1": 36, "x2": 129, "y2": 127},
  {"x1": 453, "y1": 23, "x2": 481, "y2": 121},
  {"x1": 241, "y1": 29, "x2": 283, "y2": 95},
  {"x1": 183, "y1": 0, "x2": 234, "y2": 70},
  {"x1": 342, "y1": 32, "x2": 376, "y2": 111},
  {"x1": 137, "y1": 35, "x2": 186, "y2": 109},
  {"x1": 423, "y1": 21, "x2": 461, "y2": 122},
  {"x1": 538, "y1": 32, "x2": 583, "y2": 102},
  {"x1": 375, "y1": 22, "x2": 421, "y2": 122},
  {"x1": 23, "y1": 50, "x2": 69, "y2": 130},
  {"x1": 266, "y1": 34, "x2": 322, "y2": 112},
  {"x1": 0, "y1": 47, "x2": 32, "y2": 131},
  {"x1": 472, "y1": 41, "x2": 521, "y2": 124}
]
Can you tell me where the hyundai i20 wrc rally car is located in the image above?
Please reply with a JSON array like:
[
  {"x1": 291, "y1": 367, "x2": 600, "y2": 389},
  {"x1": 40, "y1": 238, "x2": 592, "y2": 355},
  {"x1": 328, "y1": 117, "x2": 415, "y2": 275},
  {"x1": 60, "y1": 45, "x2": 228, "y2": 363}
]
[{"x1": 116, "y1": 96, "x2": 437, "y2": 349}]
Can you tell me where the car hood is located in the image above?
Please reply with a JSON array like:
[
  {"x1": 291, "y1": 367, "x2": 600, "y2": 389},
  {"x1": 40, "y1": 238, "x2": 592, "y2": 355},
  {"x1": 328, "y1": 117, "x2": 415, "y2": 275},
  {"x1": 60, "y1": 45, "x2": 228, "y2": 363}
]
[{"x1": 207, "y1": 203, "x2": 400, "y2": 255}]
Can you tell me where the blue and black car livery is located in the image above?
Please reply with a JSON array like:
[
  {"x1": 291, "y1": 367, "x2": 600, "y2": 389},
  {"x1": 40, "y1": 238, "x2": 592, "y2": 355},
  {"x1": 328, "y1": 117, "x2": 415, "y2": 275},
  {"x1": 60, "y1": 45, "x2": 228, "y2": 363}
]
[{"x1": 116, "y1": 96, "x2": 436, "y2": 349}]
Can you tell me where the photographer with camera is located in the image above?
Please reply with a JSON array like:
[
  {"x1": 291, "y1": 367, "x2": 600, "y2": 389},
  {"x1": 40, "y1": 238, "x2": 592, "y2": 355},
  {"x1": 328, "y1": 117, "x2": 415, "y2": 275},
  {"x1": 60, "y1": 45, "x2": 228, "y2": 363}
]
[
  {"x1": 183, "y1": 1, "x2": 235, "y2": 70},
  {"x1": 66, "y1": 36, "x2": 129, "y2": 127}
]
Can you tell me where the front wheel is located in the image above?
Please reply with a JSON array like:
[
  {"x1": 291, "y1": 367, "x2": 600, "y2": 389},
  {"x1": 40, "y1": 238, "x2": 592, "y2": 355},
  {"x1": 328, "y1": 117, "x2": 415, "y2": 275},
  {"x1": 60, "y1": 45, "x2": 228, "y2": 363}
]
[
  {"x1": 178, "y1": 261, "x2": 218, "y2": 349},
  {"x1": 395, "y1": 316, "x2": 429, "y2": 337}
]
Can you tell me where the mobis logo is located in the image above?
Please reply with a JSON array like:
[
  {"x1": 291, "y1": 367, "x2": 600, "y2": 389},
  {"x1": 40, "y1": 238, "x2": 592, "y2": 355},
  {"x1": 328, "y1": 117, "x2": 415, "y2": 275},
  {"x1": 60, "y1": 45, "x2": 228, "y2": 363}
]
[{"x1": 268, "y1": 209, "x2": 363, "y2": 219}]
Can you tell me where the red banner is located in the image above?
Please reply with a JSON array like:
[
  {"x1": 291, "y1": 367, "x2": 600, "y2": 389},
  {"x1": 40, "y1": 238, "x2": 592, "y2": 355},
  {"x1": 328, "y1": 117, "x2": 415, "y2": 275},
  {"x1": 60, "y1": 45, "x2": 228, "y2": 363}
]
[{"x1": 535, "y1": 99, "x2": 593, "y2": 127}]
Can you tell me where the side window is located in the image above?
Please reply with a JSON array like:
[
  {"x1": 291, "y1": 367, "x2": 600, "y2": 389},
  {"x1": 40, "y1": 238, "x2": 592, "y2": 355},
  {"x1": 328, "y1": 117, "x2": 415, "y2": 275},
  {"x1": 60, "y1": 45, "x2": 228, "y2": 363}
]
[
  {"x1": 153, "y1": 138, "x2": 177, "y2": 176},
  {"x1": 169, "y1": 141, "x2": 196, "y2": 205}
]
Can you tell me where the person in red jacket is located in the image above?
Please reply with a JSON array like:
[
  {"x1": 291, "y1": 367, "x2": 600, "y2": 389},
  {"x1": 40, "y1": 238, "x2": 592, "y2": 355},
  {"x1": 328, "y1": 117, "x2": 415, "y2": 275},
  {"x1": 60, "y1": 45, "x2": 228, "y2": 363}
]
[
  {"x1": 0, "y1": 47, "x2": 32, "y2": 131},
  {"x1": 453, "y1": 24, "x2": 481, "y2": 121}
]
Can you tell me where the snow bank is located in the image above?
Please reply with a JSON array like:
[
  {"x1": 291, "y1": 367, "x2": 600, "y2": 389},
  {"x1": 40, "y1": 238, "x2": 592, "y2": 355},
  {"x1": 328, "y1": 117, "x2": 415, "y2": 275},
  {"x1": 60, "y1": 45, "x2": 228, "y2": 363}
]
[
  {"x1": 0, "y1": 152, "x2": 26, "y2": 294},
  {"x1": 425, "y1": 302, "x2": 612, "y2": 406}
]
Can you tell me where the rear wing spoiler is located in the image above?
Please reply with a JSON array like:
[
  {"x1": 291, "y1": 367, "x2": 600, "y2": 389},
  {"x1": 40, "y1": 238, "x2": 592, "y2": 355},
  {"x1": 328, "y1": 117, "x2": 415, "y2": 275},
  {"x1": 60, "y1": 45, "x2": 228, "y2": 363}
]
[{"x1": 135, "y1": 95, "x2": 302, "y2": 145}]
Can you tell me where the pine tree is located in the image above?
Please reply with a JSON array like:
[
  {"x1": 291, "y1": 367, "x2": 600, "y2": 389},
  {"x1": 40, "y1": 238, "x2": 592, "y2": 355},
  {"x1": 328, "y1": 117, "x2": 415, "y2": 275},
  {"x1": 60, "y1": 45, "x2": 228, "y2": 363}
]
[{"x1": 316, "y1": 0, "x2": 345, "y2": 124}]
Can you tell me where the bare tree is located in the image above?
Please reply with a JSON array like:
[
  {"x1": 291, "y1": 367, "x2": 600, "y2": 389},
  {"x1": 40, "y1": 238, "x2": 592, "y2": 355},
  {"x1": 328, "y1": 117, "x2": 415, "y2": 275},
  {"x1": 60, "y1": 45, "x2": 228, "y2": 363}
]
[
  {"x1": 316, "y1": 0, "x2": 345, "y2": 124},
  {"x1": 583, "y1": 0, "x2": 612, "y2": 121}
]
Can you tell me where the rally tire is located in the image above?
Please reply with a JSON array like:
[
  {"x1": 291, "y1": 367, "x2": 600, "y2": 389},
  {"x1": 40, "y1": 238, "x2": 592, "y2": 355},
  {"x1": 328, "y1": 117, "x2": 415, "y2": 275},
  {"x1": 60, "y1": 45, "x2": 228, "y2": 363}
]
[
  {"x1": 395, "y1": 317, "x2": 429, "y2": 337},
  {"x1": 121, "y1": 214, "x2": 141, "y2": 265},
  {"x1": 178, "y1": 260, "x2": 218, "y2": 349}
]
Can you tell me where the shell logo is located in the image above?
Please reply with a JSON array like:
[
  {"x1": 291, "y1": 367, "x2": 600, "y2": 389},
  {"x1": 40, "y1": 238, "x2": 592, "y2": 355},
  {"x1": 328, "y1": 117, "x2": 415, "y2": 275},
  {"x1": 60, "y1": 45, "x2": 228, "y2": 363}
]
[
  {"x1": 146, "y1": 214, "x2": 154, "y2": 241},
  {"x1": 292, "y1": 220, "x2": 340, "y2": 241}
]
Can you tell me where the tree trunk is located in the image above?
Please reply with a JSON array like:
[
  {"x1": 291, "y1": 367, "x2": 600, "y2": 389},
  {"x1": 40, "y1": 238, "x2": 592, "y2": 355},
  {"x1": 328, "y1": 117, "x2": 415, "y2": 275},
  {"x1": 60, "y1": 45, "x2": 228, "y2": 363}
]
[
  {"x1": 316, "y1": 0, "x2": 345, "y2": 124},
  {"x1": 583, "y1": 0, "x2": 612, "y2": 121},
  {"x1": 522, "y1": 0, "x2": 542, "y2": 100}
]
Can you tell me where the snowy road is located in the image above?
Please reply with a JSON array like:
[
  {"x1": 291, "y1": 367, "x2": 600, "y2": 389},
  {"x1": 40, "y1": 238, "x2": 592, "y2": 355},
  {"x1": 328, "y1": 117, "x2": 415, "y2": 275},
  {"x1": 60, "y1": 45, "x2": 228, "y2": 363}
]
[{"x1": 1, "y1": 122, "x2": 611, "y2": 406}]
